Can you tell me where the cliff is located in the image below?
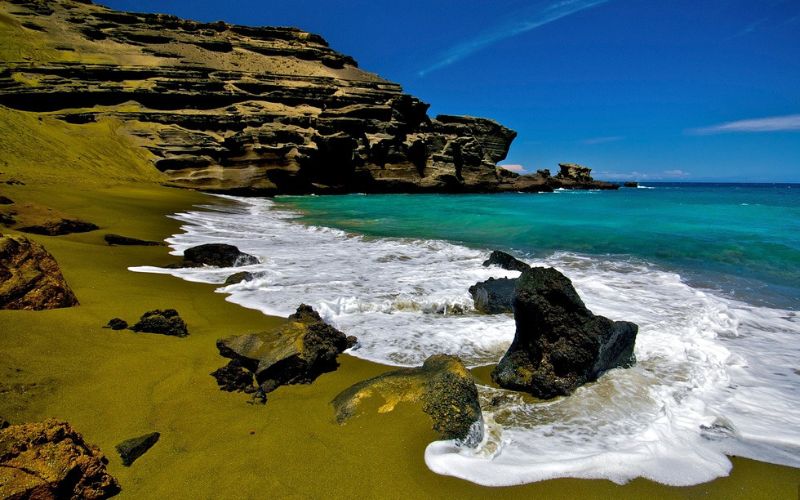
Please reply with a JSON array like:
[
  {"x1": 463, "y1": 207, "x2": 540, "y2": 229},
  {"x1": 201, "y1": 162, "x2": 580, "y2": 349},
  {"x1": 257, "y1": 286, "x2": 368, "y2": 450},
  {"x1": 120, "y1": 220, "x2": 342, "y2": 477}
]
[{"x1": 0, "y1": 0, "x2": 615, "y2": 194}]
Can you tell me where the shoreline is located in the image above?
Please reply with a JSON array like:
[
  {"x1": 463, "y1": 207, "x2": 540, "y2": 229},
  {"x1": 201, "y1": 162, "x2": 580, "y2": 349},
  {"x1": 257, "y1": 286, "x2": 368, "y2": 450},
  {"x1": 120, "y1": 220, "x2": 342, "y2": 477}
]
[{"x1": 2, "y1": 182, "x2": 797, "y2": 497}]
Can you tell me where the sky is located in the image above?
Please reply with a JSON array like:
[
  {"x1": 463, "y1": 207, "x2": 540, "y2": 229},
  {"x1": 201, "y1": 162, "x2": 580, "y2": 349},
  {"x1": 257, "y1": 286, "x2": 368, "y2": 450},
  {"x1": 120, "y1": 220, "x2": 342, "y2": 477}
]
[{"x1": 103, "y1": 0, "x2": 800, "y2": 182}]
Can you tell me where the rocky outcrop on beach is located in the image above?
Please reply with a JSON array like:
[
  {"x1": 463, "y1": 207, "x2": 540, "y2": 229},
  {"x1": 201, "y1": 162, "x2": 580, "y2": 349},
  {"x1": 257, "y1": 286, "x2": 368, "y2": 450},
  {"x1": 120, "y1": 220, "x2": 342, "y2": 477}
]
[
  {"x1": 333, "y1": 354, "x2": 483, "y2": 446},
  {"x1": 182, "y1": 243, "x2": 258, "y2": 268},
  {"x1": 17, "y1": 218, "x2": 99, "y2": 236},
  {"x1": 130, "y1": 309, "x2": 189, "y2": 337},
  {"x1": 214, "y1": 304, "x2": 355, "y2": 401},
  {"x1": 483, "y1": 250, "x2": 530, "y2": 272},
  {"x1": 0, "y1": 419, "x2": 120, "y2": 499},
  {"x1": 492, "y1": 267, "x2": 638, "y2": 399},
  {"x1": 0, "y1": 0, "x2": 619, "y2": 194},
  {"x1": 0, "y1": 233, "x2": 79, "y2": 310}
]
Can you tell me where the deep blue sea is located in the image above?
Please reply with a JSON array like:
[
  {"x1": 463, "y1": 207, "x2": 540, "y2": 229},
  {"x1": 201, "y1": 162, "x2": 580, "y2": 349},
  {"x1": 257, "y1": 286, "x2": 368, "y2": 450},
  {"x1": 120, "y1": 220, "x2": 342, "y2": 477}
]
[
  {"x1": 134, "y1": 182, "x2": 800, "y2": 486},
  {"x1": 278, "y1": 183, "x2": 800, "y2": 310}
]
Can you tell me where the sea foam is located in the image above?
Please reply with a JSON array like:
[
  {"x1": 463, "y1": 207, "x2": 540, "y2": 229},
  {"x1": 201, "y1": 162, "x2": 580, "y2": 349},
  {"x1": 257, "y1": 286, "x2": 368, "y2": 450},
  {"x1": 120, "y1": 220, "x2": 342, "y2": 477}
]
[{"x1": 131, "y1": 196, "x2": 800, "y2": 486}]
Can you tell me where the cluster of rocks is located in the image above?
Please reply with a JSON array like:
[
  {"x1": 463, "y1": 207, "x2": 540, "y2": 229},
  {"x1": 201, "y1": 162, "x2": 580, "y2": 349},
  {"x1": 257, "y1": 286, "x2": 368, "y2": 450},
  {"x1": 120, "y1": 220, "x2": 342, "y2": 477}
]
[
  {"x1": 474, "y1": 250, "x2": 639, "y2": 399},
  {"x1": 106, "y1": 309, "x2": 189, "y2": 337},
  {"x1": 0, "y1": 0, "x2": 618, "y2": 195}
]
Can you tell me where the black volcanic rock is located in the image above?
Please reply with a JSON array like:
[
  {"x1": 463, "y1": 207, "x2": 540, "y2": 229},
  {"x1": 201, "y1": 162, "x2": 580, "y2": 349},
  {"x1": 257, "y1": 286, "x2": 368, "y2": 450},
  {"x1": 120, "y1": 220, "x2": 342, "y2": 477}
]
[
  {"x1": 483, "y1": 250, "x2": 530, "y2": 272},
  {"x1": 116, "y1": 432, "x2": 160, "y2": 466},
  {"x1": 183, "y1": 243, "x2": 258, "y2": 267},
  {"x1": 469, "y1": 277, "x2": 516, "y2": 314},
  {"x1": 104, "y1": 233, "x2": 163, "y2": 246},
  {"x1": 492, "y1": 267, "x2": 638, "y2": 399},
  {"x1": 18, "y1": 218, "x2": 98, "y2": 236},
  {"x1": 130, "y1": 309, "x2": 189, "y2": 337}
]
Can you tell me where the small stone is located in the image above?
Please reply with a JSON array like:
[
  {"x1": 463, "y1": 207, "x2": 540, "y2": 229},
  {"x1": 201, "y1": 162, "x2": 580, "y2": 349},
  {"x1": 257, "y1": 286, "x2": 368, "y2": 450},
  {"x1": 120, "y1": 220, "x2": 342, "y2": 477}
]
[
  {"x1": 116, "y1": 432, "x2": 160, "y2": 466},
  {"x1": 130, "y1": 309, "x2": 188, "y2": 337},
  {"x1": 105, "y1": 318, "x2": 128, "y2": 330}
]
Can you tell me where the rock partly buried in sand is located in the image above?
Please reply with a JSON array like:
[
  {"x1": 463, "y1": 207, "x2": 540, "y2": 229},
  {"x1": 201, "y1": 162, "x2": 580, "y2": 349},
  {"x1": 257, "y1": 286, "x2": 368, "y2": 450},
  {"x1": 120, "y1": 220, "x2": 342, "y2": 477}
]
[
  {"x1": 482, "y1": 250, "x2": 530, "y2": 272},
  {"x1": 105, "y1": 318, "x2": 128, "y2": 330},
  {"x1": 215, "y1": 305, "x2": 353, "y2": 400},
  {"x1": 333, "y1": 354, "x2": 483, "y2": 447},
  {"x1": 183, "y1": 243, "x2": 258, "y2": 267},
  {"x1": 104, "y1": 233, "x2": 163, "y2": 246},
  {"x1": 130, "y1": 309, "x2": 188, "y2": 337},
  {"x1": 211, "y1": 359, "x2": 257, "y2": 393},
  {"x1": 116, "y1": 432, "x2": 160, "y2": 466},
  {"x1": 224, "y1": 271, "x2": 255, "y2": 286},
  {"x1": 0, "y1": 417, "x2": 8, "y2": 429},
  {"x1": 492, "y1": 267, "x2": 638, "y2": 399},
  {"x1": 469, "y1": 277, "x2": 516, "y2": 314},
  {"x1": 0, "y1": 196, "x2": 13, "y2": 205},
  {"x1": 0, "y1": 419, "x2": 120, "y2": 499},
  {"x1": 0, "y1": 233, "x2": 79, "y2": 310},
  {"x1": 18, "y1": 218, "x2": 99, "y2": 236},
  {"x1": 0, "y1": 210, "x2": 16, "y2": 226}
]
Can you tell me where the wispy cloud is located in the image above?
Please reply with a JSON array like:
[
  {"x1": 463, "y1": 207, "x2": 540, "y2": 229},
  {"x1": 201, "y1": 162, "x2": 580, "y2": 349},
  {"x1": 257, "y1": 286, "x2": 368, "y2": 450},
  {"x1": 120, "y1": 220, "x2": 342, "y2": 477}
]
[
  {"x1": 418, "y1": 0, "x2": 610, "y2": 77},
  {"x1": 689, "y1": 114, "x2": 800, "y2": 135},
  {"x1": 581, "y1": 135, "x2": 623, "y2": 145},
  {"x1": 596, "y1": 169, "x2": 690, "y2": 180}
]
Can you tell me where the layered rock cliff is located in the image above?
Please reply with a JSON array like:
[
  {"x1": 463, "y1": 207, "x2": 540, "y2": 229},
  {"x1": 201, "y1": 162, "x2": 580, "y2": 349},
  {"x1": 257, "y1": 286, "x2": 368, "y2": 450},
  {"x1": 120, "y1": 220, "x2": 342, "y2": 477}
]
[{"x1": 0, "y1": 0, "x2": 616, "y2": 194}]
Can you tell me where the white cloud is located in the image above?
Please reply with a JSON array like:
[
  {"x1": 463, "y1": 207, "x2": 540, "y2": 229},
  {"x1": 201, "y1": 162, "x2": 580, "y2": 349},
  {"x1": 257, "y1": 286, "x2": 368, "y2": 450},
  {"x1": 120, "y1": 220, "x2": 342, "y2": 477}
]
[
  {"x1": 596, "y1": 169, "x2": 690, "y2": 180},
  {"x1": 581, "y1": 135, "x2": 623, "y2": 145},
  {"x1": 690, "y1": 114, "x2": 800, "y2": 134},
  {"x1": 418, "y1": 0, "x2": 610, "y2": 77},
  {"x1": 498, "y1": 164, "x2": 527, "y2": 173}
]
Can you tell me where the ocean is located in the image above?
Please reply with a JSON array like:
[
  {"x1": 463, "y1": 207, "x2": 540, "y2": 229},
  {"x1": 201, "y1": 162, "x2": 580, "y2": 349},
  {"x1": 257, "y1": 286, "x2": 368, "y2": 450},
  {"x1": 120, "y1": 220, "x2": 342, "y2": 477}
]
[{"x1": 132, "y1": 183, "x2": 800, "y2": 486}]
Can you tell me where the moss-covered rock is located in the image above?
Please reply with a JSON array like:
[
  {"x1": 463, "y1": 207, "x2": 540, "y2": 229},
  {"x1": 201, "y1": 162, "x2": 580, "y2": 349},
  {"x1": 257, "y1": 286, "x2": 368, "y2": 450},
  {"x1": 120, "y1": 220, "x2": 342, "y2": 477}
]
[
  {"x1": 215, "y1": 304, "x2": 352, "y2": 400},
  {"x1": 115, "y1": 432, "x2": 160, "y2": 467},
  {"x1": 0, "y1": 419, "x2": 120, "y2": 499},
  {"x1": 0, "y1": 232, "x2": 79, "y2": 310},
  {"x1": 332, "y1": 354, "x2": 483, "y2": 446}
]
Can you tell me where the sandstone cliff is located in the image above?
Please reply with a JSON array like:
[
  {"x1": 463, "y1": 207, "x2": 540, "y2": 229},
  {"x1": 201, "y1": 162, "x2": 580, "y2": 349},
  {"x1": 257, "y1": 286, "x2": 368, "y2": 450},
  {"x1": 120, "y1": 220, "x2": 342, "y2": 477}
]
[{"x1": 0, "y1": 0, "x2": 615, "y2": 194}]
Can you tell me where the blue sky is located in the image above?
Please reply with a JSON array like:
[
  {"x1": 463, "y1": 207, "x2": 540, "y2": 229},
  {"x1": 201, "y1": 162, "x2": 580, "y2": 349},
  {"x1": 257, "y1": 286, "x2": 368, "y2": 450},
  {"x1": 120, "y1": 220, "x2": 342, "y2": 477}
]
[{"x1": 104, "y1": 0, "x2": 800, "y2": 182}]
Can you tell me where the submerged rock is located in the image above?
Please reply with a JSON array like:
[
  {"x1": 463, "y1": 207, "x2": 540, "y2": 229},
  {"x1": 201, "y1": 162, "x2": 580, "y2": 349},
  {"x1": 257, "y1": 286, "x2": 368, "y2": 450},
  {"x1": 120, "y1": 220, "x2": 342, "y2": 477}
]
[
  {"x1": 130, "y1": 309, "x2": 188, "y2": 337},
  {"x1": 215, "y1": 304, "x2": 352, "y2": 399},
  {"x1": 482, "y1": 250, "x2": 530, "y2": 272},
  {"x1": 0, "y1": 419, "x2": 120, "y2": 499},
  {"x1": 333, "y1": 354, "x2": 483, "y2": 446},
  {"x1": 469, "y1": 277, "x2": 516, "y2": 314},
  {"x1": 183, "y1": 243, "x2": 258, "y2": 267},
  {"x1": 0, "y1": 233, "x2": 79, "y2": 310},
  {"x1": 116, "y1": 432, "x2": 160, "y2": 466},
  {"x1": 104, "y1": 233, "x2": 163, "y2": 246},
  {"x1": 18, "y1": 218, "x2": 99, "y2": 236},
  {"x1": 492, "y1": 267, "x2": 638, "y2": 399},
  {"x1": 224, "y1": 271, "x2": 255, "y2": 285}
]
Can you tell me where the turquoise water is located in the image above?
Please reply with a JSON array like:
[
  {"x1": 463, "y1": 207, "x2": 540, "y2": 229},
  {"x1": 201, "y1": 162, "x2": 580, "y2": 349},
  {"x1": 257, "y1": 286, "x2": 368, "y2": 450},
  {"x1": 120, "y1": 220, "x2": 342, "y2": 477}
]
[{"x1": 278, "y1": 183, "x2": 800, "y2": 309}]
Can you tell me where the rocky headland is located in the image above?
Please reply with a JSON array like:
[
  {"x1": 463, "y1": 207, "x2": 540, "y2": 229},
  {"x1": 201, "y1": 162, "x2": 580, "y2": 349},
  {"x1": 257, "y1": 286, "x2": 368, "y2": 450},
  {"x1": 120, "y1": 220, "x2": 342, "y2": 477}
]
[{"x1": 0, "y1": 0, "x2": 616, "y2": 195}]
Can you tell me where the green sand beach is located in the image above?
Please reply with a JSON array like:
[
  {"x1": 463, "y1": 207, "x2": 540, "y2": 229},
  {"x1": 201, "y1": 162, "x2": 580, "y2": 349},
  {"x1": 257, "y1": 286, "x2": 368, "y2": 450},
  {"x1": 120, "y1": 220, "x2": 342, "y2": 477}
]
[{"x1": 1, "y1": 107, "x2": 798, "y2": 499}]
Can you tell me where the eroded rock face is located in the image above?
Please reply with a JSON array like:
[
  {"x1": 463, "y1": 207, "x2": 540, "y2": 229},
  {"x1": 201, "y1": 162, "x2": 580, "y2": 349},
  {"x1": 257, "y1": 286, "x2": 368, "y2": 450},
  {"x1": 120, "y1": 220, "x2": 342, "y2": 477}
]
[
  {"x1": 182, "y1": 243, "x2": 258, "y2": 267},
  {"x1": 332, "y1": 354, "x2": 483, "y2": 446},
  {"x1": 215, "y1": 304, "x2": 352, "y2": 399},
  {"x1": 0, "y1": 419, "x2": 120, "y2": 499},
  {"x1": 492, "y1": 267, "x2": 638, "y2": 399},
  {"x1": 0, "y1": 233, "x2": 79, "y2": 310}
]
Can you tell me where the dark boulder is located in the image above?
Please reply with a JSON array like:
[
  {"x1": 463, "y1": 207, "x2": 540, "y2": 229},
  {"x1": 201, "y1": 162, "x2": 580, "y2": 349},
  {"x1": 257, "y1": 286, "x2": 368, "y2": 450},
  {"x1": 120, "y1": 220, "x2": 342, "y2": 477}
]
[
  {"x1": 492, "y1": 267, "x2": 638, "y2": 399},
  {"x1": 105, "y1": 318, "x2": 128, "y2": 330},
  {"x1": 0, "y1": 233, "x2": 79, "y2": 310},
  {"x1": 0, "y1": 417, "x2": 8, "y2": 429},
  {"x1": 333, "y1": 354, "x2": 483, "y2": 446},
  {"x1": 104, "y1": 233, "x2": 163, "y2": 246},
  {"x1": 130, "y1": 309, "x2": 188, "y2": 337},
  {"x1": 623, "y1": 181, "x2": 639, "y2": 188},
  {"x1": 0, "y1": 196, "x2": 13, "y2": 205},
  {"x1": 183, "y1": 243, "x2": 258, "y2": 267},
  {"x1": 116, "y1": 432, "x2": 160, "y2": 466},
  {"x1": 482, "y1": 250, "x2": 530, "y2": 272},
  {"x1": 469, "y1": 277, "x2": 516, "y2": 314},
  {"x1": 210, "y1": 359, "x2": 257, "y2": 393},
  {"x1": 0, "y1": 419, "x2": 120, "y2": 499},
  {"x1": 224, "y1": 271, "x2": 254, "y2": 285},
  {"x1": 215, "y1": 304, "x2": 352, "y2": 399},
  {"x1": 18, "y1": 218, "x2": 99, "y2": 236}
]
